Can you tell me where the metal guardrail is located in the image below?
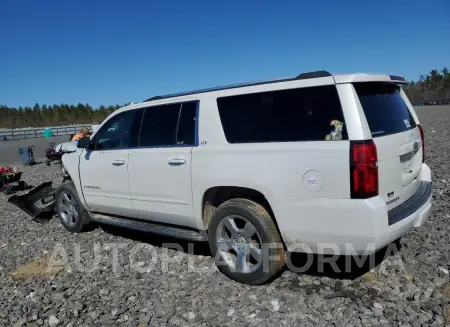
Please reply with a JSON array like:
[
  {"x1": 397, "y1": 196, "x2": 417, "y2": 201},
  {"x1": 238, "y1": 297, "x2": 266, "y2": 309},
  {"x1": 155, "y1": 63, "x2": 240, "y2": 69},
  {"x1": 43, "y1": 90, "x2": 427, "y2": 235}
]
[{"x1": 0, "y1": 124, "x2": 92, "y2": 141}]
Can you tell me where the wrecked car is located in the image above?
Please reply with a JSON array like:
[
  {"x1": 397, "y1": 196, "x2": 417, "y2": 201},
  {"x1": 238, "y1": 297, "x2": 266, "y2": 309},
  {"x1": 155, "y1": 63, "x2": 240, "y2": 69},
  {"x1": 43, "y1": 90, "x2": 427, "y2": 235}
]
[
  {"x1": 7, "y1": 142, "x2": 78, "y2": 222},
  {"x1": 10, "y1": 71, "x2": 433, "y2": 285}
]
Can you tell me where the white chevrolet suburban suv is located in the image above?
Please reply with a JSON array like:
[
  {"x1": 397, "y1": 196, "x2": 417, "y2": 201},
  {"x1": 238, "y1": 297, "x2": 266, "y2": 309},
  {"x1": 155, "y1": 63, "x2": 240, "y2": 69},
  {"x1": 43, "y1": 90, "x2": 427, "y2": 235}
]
[{"x1": 57, "y1": 71, "x2": 433, "y2": 285}]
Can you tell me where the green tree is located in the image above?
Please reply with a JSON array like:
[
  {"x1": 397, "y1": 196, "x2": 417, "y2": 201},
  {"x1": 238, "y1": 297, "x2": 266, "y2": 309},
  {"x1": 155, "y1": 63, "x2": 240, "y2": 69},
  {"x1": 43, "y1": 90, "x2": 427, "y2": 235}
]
[{"x1": 442, "y1": 67, "x2": 449, "y2": 89}]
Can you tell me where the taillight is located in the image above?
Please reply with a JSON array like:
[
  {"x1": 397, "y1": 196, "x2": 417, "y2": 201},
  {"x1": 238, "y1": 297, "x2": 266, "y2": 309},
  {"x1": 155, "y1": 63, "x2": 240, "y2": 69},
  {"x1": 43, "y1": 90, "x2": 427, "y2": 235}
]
[
  {"x1": 350, "y1": 140, "x2": 379, "y2": 199},
  {"x1": 418, "y1": 125, "x2": 425, "y2": 163}
]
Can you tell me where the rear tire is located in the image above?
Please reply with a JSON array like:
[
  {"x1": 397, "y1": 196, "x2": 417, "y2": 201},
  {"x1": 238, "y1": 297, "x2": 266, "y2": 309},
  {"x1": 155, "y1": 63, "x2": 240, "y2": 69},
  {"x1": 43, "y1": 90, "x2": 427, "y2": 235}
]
[
  {"x1": 208, "y1": 198, "x2": 285, "y2": 285},
  {"x1": 55, "y1": 181, "x2": 95, "y2": 233}
]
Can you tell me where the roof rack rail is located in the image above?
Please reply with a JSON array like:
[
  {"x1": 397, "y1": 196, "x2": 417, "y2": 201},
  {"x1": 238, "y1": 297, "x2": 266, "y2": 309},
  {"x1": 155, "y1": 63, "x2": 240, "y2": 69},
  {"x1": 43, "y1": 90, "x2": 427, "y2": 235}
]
[
  {"x1": 145, "y1": 95, "x2": 162, "y2": 101},
  {"x1": 143, "y1": 70, "x2": 332, "y2": 102},
  {"x1": 296, "y1": 70, "x2": 332, "y2": 79}
]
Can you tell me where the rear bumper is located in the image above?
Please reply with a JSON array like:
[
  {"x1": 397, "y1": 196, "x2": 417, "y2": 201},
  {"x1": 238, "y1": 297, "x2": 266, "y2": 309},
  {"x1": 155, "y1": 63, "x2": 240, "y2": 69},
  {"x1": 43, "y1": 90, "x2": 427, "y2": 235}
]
[
  {"x1": 278, "y1": 163, "x2": 433, "y2": 255},
  {"x1": 388, "y1": 180, "x2": 432, "y2": 226}
]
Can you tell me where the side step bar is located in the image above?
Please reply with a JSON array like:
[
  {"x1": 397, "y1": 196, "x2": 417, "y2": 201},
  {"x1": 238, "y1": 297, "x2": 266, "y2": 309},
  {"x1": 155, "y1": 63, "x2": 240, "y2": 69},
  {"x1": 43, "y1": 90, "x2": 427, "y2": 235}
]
[{"x1": 91, "y1": 213, "x2": 207, "y2": 241}]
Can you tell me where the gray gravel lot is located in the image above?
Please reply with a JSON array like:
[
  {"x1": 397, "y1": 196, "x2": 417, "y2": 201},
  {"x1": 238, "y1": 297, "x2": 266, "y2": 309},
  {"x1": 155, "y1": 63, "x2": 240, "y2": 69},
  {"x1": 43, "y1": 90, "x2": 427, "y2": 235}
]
[
  {"x1": 0, "y1": 107, "x2": 449, "y2": 327},
  {"x1": 0, "y1": 136, "x2": 69, "y2": 165}
]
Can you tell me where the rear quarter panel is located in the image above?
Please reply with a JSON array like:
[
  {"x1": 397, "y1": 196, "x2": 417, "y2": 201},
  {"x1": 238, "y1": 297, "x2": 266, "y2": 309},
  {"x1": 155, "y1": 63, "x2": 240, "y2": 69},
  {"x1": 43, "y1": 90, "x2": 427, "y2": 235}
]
[
  {"x1": 191, "y1": 97, "x2": 351, "y2": 230},
  {"x1": 338, "y1": 82, "x2": 425, "y2": 210}
]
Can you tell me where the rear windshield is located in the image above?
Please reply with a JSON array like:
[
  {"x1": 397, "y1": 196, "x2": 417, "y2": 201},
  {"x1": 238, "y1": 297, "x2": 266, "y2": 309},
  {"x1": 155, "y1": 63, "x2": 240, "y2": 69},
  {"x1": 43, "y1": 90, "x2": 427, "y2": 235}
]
[{"x1": 354, "y1": 82, "x2": 416, "y2": 137}]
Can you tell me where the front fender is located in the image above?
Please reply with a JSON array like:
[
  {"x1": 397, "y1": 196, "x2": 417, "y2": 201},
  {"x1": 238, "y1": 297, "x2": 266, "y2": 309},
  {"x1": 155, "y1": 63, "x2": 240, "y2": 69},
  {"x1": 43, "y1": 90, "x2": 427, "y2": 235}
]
[{"x1": 61, "y1": 150, "x2": 90, "y2": 210}]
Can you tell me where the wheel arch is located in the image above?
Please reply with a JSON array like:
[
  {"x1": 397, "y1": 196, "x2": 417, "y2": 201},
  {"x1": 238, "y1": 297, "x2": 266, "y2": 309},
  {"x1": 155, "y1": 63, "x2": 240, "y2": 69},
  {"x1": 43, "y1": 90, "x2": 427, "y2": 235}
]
[
  {"x1": 61, "y1": 152, "x2": 89, "y2": 210},
  {"x1": 200, "y1": 185, "x2": 284, "y2": 247}
]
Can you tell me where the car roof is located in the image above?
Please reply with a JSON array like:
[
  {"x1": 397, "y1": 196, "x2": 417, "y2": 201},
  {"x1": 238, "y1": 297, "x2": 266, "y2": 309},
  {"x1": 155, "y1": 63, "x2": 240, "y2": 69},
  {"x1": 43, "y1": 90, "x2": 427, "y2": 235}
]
[
  {"x1": 116, "y1": 71, "x2": 408, "y2": 114},
  {"x1": 143, "y1": 70, "x2": 334, "y2": 102}
]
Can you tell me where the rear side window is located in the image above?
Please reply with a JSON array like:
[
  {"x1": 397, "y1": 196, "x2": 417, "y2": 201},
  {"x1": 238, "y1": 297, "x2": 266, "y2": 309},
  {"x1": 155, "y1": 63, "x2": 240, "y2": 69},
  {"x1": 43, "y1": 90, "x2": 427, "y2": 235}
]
[
  {"x1": 176, "y1": 102, "x2": 197, "y2": 145},
  {"x1": 217, "y1": 85, "x2": 347, "y2": 143},
  {"x1": 354, "y1": 82, "x2": 416, "y2": 137},
  {"x1": 139, "y1": 101, "x2": 197, "y2": 147},
  {"x1": 140, "y1": 103, "x2": 180, "y2": 147}
]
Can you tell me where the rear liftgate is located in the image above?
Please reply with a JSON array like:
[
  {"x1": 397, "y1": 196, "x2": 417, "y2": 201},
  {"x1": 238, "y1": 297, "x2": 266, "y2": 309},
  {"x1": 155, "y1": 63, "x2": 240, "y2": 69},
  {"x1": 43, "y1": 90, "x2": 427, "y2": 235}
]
[{"x1": 7, "y1": 181, "x2": 57, "y2": 223}]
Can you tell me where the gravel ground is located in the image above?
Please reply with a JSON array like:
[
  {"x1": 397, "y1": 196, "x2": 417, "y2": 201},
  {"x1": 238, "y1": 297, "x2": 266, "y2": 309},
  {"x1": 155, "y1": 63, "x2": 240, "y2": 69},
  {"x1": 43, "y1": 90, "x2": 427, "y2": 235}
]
[
  {"x1": 0, "y1": 106, "x2": 449, "y2": 327},
  {"x1": 0, "y1": 136, "x2": 69, "y2": 165}
]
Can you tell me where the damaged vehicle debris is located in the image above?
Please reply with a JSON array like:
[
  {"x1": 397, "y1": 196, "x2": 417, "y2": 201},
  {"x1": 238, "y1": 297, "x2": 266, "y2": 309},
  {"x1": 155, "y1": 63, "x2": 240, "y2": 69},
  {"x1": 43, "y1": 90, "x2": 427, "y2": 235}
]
[
  {"x1": 0, "y1": 166, "x2": 27, "y2": 195},
  {"x1": 7, "y1": 181, "x2": 56, "y2": 223},
  {"x1": 4, "y1": 126, "x2": 94, "y2": 221},
  {"x1": 5, "y1": 148, "x2": 77, "y2": 222}
]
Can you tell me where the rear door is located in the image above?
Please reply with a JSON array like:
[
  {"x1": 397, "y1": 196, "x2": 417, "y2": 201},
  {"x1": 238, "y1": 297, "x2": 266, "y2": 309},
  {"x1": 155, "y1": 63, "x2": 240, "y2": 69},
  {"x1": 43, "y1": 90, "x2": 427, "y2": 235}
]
[
  {"x1": 354, "y1": 82, "x2": 423, "y2": 210},
  {"x1": 127, "y1": 101, "x2": 198, "y2": 229}
]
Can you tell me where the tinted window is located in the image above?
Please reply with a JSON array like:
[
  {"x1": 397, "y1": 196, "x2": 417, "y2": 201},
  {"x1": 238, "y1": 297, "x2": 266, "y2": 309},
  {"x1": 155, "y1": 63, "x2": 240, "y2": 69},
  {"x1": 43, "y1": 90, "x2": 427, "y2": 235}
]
[
  {"x1": 176, "y1": 102, "x2": 197, "y2": 145},
  {"x1": 216, "y1": 85, "x2": 347, "y2": 143},
  {"x1": 354, "y1": 82, "x2": 416, "y2": 137},
  {"x1": 140, "y1": 104, "x2": 180, "y2": 147},
  {"x1": 92, "y1": 110, "x2": 141, "y2": 150},
  {"x1": 139, "y1": 101, "x2": 197, "y2": 147}
]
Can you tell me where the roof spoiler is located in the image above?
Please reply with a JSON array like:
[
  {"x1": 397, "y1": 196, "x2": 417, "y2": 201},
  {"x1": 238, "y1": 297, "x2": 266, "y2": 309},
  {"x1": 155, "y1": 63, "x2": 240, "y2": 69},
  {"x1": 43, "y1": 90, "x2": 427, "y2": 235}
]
[{"x1": 389, "y1": 75, "x2": 408, "y2": 84}]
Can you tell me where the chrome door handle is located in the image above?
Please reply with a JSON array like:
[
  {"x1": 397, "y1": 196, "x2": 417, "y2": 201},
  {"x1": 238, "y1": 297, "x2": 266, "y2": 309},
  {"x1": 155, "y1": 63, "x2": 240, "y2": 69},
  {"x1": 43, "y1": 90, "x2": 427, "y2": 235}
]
[
  {"x1": 112, "y1": 160, "x2": 125, "y2": 166},
  {"x1": 168, "y1": 158, "x2": 186, "y2": 165}
]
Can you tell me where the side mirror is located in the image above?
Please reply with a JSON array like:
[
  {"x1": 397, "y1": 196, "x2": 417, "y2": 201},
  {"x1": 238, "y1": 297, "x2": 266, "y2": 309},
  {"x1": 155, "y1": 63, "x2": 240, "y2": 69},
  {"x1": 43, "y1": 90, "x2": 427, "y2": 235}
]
[{"x1": 77, "y1": 137, "x2": 92, "y2": 149}]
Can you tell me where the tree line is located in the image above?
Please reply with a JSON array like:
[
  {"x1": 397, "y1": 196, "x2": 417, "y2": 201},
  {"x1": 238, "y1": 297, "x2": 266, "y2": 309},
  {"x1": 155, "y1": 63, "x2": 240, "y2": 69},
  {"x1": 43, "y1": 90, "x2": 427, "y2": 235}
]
[
  {"x1": 0, "y1": 67, "x2": 448, "y2": 128},
  {"x1": 0, "y1": 103, "x2": 126, "y2": 129},
  {"x1": 404, "y1": 67, "x2": 450, "y2": 104}
]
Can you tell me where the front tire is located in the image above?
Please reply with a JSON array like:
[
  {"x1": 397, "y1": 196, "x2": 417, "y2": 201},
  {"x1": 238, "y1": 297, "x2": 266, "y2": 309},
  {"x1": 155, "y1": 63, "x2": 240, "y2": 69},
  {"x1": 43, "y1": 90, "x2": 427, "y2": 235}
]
[
  {"x1": 55, "y1": 181, "x2": 95, "y2": 233},
  {"x1": 208, "y1": 199, "x2": 285, "y2": 285}
]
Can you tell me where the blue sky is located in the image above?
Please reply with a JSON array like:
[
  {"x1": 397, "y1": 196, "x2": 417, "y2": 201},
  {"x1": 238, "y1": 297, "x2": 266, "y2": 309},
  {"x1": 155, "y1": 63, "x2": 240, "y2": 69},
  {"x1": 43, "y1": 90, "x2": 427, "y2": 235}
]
[{"x1": 1, "y1": 0, "x2": 449, "y2": 108}]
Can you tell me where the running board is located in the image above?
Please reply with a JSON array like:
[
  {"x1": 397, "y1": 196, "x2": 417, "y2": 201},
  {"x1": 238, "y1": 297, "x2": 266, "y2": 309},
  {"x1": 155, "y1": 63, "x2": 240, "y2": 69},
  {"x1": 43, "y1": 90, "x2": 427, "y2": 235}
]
[{"x1": 91, "y1": 213, "x2": 207, "y2": 241}]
